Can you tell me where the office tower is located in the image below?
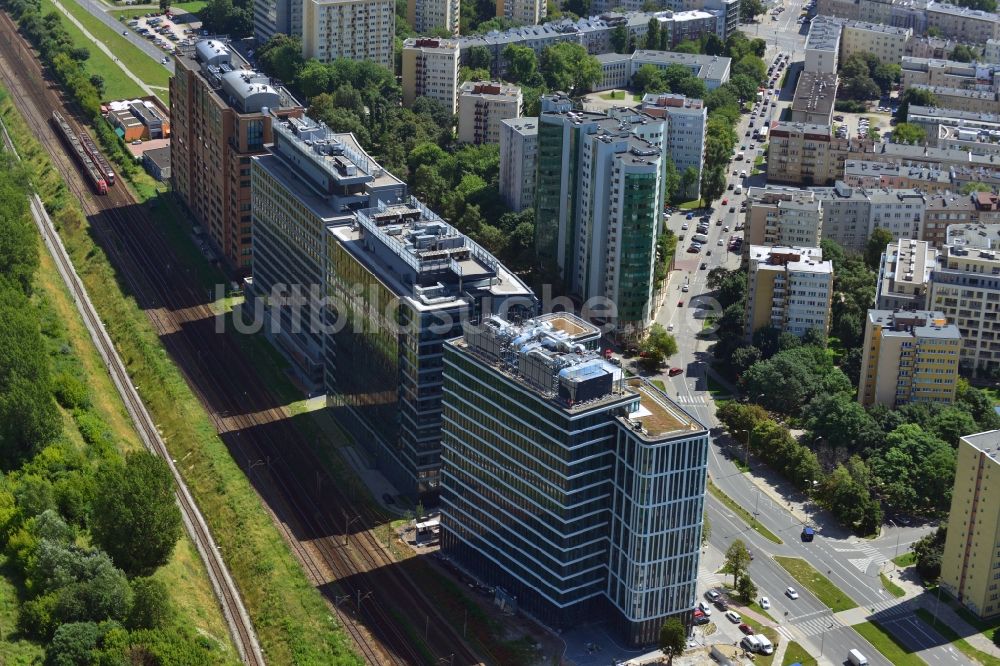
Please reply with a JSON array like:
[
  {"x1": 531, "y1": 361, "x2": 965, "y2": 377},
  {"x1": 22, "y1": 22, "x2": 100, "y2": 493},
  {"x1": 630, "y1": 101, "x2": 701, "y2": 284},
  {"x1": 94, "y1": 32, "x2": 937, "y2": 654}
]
[
  {"x1": 499, "y1": 117, "x2": 538, "y2": 212},
  {"x1": 497, "y1": 0, "x2": 546, "y2": 25},
  {"x1": 440, "y1": 314, "x2": 709, "y2": 646},
  {"x1": 744, "y1": 245, "x2": 834, "y2": 339},
  {"x1": 402, "y1": 38, "x2": 462, "y2": 115},
  {"x1": 170, "y1": 40, "x2": 304, "y2": 273},
  {"x1": 408, "y1": 0, "x2": 460, "y2": 35},
  {"x1": 743, "y1": 187, "x2": 823, "y2": 249},
  {"x1": 857, "y1": 310, "x2": 961, "y2": 408},
  {"x1": 875, "y1": 238, "x2": 936, "y2": 310},
  {"x1": 457, "y1": 82, "x2": 523, "y2": 145},
  {"x1": 941, "y1": 430, "x2": 1000, "y2": 619},
  {"x1": 248, "y1": 115, "x2": 407, "y2": 385},
  {"x1": 639, "y1": 93, "x2": 707, "y2": 201},
  {"x1": 325, "y1": 200, "x2": 535, "y2": 499},
  {"x1": 534, "y1": 96, "x2": 664, "y2": 338},
  {"x1": 301, "y1": 0, "x2": 395, "y2": 69}
]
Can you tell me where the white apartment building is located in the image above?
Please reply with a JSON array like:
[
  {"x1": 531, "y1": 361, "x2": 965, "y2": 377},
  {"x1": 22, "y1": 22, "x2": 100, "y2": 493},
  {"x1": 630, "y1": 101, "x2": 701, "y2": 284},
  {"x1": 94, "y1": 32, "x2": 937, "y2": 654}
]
[
  {"x1": 457, "y1": 82, "x2": 523, "y2": 145},
  {"x1": 805, "y1": 17, "x2": 842, "y2": 74},
  {"x1": 876, "y1": 238, "x2": 937, "y2": 310},
  {"x1": 926, "y1": 0, "x2": 1000, "y2": 43},
  {"x1": 499, "y1": 116, "x2": 538, "y2": 212},
  {"x1": 812, "y1": 181, "x2": 926, "y2": 252},
  {"x1": 840, "y1": 20, "x2": 912, "y2": 64},
  {"x1": 745, "y1": 245, "x2": 834, "y2": 339},
  {"x1": 497, "y1": 0, "x2": 546, "y2": 25},
  {"x1": 639, "y1": 93, "x2": 707, "y2": 200},
  {"x1": 929, "y1": 224, "x2": 1000, "y2": 375},
  {"x1": 301, "y1": 0, "x2": 395, "y2": 69},
  {"x1": 744, "y1": 187, "x2": 824, "y2": 249},
  {"x1": 401, "y1": 38, "x2": 461, "y2": 114},
  {"x1": 407, "y1": 0, "x2": 460, "y2": 35},
  {"x1": 595, "y1": 50, "x2": 731, "y2": 91}
]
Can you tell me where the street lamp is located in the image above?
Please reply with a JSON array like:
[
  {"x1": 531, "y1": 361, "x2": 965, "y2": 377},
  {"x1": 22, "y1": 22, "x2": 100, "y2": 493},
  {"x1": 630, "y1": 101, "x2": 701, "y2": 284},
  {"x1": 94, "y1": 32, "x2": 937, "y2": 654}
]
[{"x1": 819, "y1": 619, "x2": 835, "y2": 657}]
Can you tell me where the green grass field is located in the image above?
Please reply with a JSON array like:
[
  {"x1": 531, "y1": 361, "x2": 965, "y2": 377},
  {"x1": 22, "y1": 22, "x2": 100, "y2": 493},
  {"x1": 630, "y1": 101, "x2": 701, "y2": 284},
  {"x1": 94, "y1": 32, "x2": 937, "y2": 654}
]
[
  {"x1": 892, "y1": 552, "x2": 916, "y2": 567},
  {"x1": 774, "y1": 556, "x2": 856, "y2": 612},
  {"x1": 782, "y1": 641, "x2": 816, "y2": 666},
  {"x1": 852, "y1": 621, "x2": 927, "y2": 666},
  {"x1": 880, "y1": 572, "x2": 905, "y2": 598},
  {"x1": 707, "y1": 478, "x2": 783, "y2": 544}
]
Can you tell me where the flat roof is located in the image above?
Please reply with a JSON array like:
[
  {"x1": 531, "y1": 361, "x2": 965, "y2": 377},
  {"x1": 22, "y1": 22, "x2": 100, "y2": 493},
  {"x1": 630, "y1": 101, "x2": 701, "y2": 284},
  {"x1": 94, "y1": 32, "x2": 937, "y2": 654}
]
[
  {"x1": 889, "y1": 238, "x2": 934, "y2": 284},
  {"x1": 748, "y1": 245, "x2": 833, "y2": 274},
  {"x1": 792, "y1": 72, "x2": 837, "y2": 118},
  {"x1": 927, "y1": 0, "x2": 1000, "y2": 21},
  {"x1": 629, "y1": 50, "x2": 731, "y2": 81},
  {"x1": 621, "y1": 378, "x2": 703, "y2": 440},
  {"x1": 962, "y1": 431, "x2": 1000, "y2": 458},
  {"x1": 842, "y1": 18, "x2": 911, "y2": 35},
  {"x1": 868, "y1": 309, "x2": 958, "y2": 339},
  {"x1": 501, "y1": 116, "x2": 538, "y2": 135},
  {"x1": 844, "y1": 160, "x2": 951, "y2": 183},
  {"x1": 947, "y1": 222, "x2": 1000, "y2": 249},
  {"x1": 806, "y1": 17, "x2": 842, "y2": 52}
]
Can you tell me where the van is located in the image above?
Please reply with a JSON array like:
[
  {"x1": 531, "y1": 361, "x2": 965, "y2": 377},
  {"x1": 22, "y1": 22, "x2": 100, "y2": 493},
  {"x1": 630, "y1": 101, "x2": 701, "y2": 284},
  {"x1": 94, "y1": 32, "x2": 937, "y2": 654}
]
[
  {"x1": 848, "y1": 649, "x2": 869, "y2": 666},
  {"x1": 734, "y1": 185, "x2": 743, "y2": 195},
  {"x1": 741, "y1": 635, "x2": 763, "y2": 652},
  {"x1": 692, "y1": 233, "x2": 708, "y2": 244},
  {"x1": 757, "y1": 634, "x2": 774, "y2": 655},
  {"x1": 736, "y1": 151, "x2": 745, "y2": 161}
]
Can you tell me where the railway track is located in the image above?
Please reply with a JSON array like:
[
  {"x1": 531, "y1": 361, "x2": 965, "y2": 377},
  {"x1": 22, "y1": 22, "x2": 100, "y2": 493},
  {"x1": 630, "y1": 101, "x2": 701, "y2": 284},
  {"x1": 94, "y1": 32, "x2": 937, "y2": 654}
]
[{"x1": 0, "y1": 9, "x2": 484, "y2": 666}]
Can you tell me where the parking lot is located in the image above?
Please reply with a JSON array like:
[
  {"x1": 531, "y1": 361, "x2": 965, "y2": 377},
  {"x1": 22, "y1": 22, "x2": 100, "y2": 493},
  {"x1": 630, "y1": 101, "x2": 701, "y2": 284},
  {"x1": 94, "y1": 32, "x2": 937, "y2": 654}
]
[
  {"x1": 833, "y1": 110, "x2": 894, "y2": 141},
  {"x1": 120, "y1": 10, "x2": 202, "y2": 60}
]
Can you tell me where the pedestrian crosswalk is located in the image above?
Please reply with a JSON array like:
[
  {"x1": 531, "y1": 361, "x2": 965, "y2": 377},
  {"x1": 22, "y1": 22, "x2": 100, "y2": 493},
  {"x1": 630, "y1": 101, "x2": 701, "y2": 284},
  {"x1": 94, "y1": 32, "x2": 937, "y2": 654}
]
[
  {"x1": 674, "y1": 394, "x2": 708, "y2": 406},
  {"x1": 789, "y1": 614, "x2": 839, "y2": 637},
  {"x1": 787, "y1": 598, "x2": 909, "y2": 637},
  {"x1": 832, "y1": 542, "x2": 890, "y2": 572}
]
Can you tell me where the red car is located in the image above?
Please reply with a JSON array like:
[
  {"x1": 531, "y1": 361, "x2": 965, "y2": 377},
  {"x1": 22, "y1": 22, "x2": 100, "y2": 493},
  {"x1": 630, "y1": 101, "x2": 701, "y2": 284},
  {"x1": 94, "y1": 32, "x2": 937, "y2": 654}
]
[
  {"x1": 668, "y1": 367, "x2": 683, "y2": 377},
  {"x1": 677, "y1": 300, "x2": 684, "y2": 307},
  {"x1": 722, "y1": 198, "x2": 729, "y2": 205},
  {"x1": 739, "y1": 623, "x2": 753, "y2": 635}
]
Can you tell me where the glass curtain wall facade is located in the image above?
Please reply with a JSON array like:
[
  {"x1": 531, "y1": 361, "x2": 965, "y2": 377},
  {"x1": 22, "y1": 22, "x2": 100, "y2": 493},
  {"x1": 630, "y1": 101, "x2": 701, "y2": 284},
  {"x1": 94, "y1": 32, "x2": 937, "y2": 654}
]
[{"x1": 617, "y1": 171, "x2": 660, "y2": 328}]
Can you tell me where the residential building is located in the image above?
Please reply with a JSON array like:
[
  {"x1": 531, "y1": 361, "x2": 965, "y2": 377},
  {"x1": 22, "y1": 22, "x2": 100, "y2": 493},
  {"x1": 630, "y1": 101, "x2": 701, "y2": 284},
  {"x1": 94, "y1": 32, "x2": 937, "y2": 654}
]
[
  {"x1": 170, "y1": 40, "x2": 303, "y2": 273},
  {"x1": 842, "y1": 140, "x2": 1000, "y2": 190},
  {"x1": 301, "y1": 0, "x2": 395, "y2": 68},
  {"x1": 254, "y1": 0, "x2": 302, "y2": 42},
  {"x1": 248, "y1": 114, "x2": 407, "y2": 385},
  {"x1": 840, "y1": 20, "x2": 912, "y2": 63},
  {"x1": 901, "y1": 57, "x2": 1000, "y2": 92},
  {"x1": 941, "y1": 430, "x2": 1000, "y2": 619},
  {"x1": 938, "y1": 125, "x2": 1000, "y2": 158},
  {"x1": 875, "y1": 238, "x2": 937, "y2": 310},
  {"x1": 988, "y1": 38, "x2": 1000, "y2": 63},
  {"x1": 325, "y1": 200, "x2": 536, "y2": 499},
  {"x1": 816, "y1": 0, "x2": 926, "y2": 32},
  {"x1": 906, "y1": 35, "x2": 958, "y2": 59},
  {"x1": 973, "y1": 191, "x2": 1000, "y2": 224},
  {"x1": 791, "y1": 72, "x2": 838, "y2": 126},
  {"x1": 805, "y1": 17, "x2": 842, "y2": 75},
  {"x1": 928, "y1": 223, "x2": 1000, "y2": 375},
  {"x1": 408, "y1": 0, "x2": 460, "y2": 35},
  {"x1": 857, "y1": 309, "x2": 961, "y2": 408},
  {"x1": 926, "y1": 0, "x2": 1000, "y2": 43},
  {"x1": 923, "y1": 192, "x2": 979, "y2": 247},
  {"x1": 440, "y1": 313, "x2": 709, "y2": 646},
  {"x1": 909, "y1": 84, "x2": 1000, "y2": 116},
  {"x1": 497, "y1": 0, "x2": 546, "y2": 25},
  {"x1": 639, "y1": 93, "x2": 707, "y2": 200},
  {"x1": 743, "y1": 187, "x2": 824, "y2": 249},
  {"x1": 843, "y1": 159, "x2": 953, "y2": 193},
  {"x1": 591, "y1": 0, "x2": 739, "y2": 33},
  {"x1": 594, "y1": 50, "x2": 731, "y2": 91},
  {"x1": 402, "y1": 38, "x2": 461, "y2": 114},
  {"x1": 812, "y1": 181, "x2": 926, "y2": 252},
  {"x1": 907, "y1": 105, "x2": 1000, "y2": 150},
  {"x1": 744, "y1": 245, "x2": 834, "y2": 339},
  {"x1": 499, "y1": 117, "x2": 538, "y2": 211},
  {"x1": 458, "y1": 81, "x2": 523, "y2": 145},
  {"x1": 768, "y1": 122, "x2": 865, "y2": 185},
  {"x1": 534, "y1": 96, "x2": 664, "y2": 338}
]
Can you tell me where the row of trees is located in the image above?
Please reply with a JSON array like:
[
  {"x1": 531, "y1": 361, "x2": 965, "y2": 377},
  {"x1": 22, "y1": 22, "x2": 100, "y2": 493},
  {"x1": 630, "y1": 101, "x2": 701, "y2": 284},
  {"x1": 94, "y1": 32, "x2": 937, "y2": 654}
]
[{"x1": 837, "y1": 51, "x2": 901, "y2": 102}]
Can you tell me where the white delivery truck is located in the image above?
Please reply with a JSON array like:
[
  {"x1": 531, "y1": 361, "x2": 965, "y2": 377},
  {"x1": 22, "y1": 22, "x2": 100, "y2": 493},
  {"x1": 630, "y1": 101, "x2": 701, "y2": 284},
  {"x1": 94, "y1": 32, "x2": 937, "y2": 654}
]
[
  {"x1": 848, "y1": 648, "x2": 869, "y2": 666},
  {"x1": 692, "y1": 233, "x2": 709, "y2": 244},
  {"x1": 757, "y1": 634, "x2": 774, "y2": 655}
]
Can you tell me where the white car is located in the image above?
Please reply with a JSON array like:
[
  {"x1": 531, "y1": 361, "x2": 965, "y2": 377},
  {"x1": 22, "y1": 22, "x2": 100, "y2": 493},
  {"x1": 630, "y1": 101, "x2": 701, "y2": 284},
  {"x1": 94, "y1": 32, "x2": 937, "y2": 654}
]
[
  {"x1": 725, "y1": 610, "x2": 742, "y2": 623},
  {"x1": 681, "y1": 284, "x2": 689, "y2": 292},
  {"x1": 760, "y1": 596, "x2": 770, "y2": 609},
  {"x1": 718, "y1": 239, "x2": 724, "y2": 246},
  {"x1": 698, "y1": 601, "x2": 713, "y2": 615},
  {"x1": 681, "y1": 223, "x2": 689, "y2": 230},
  {"x1": 786, "y1": 587, "x2": 799, "y2": 600},
  {"x1": 667, "y1": 323, "x2": 674, "y2": 331}
]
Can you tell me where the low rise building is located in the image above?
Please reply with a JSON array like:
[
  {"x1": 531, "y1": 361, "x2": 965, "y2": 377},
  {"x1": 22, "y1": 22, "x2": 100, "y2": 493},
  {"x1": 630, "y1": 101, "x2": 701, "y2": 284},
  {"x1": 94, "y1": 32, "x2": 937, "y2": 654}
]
[
  {"x1": 907, "y1": 105, "x2": 1000, "y2": 149},
  {"x1": 441, "y1": 313, "x2": 708, "y2": 646},
  {"x1": 909, "y1": 84, "x2": 1000, "y2": 115},
  {"x1": 988, "y1": 38, "x2": 1000, "y2": 62},
  {"x1": 805, "y1": 17, "x2": 842, "y2": 75},
  {"x1": 458, "y1": 81, "x2": 523, "y2": 145},
  {"x1": 901, "y1": 57, "x2": 1000, "y2": 92},
  {"x1": 939, "y1": 124, "x2": 1000, "y2": 158},
  {"x1": 639, "y1": 93, "x2": 707, "y2": 200},
  {"x1": 840, "y1": 19, "x2": 912, "y2": 63},
  {"x1": 402, "y1": 38, "x2": 461, "y2": 115},
  {"x1": 906, "y1": 35, "x2": 958, "y2": 59},
  {"x1": 923, "y1": 192, "x2": 979, "y2": 247},
  {"x1": 743, "y1": 187, "x2": 824, "y2": 249},
  {"x1": 941, "y1": 430, "x2": 1000, "y2": 620},
  {"x1": 857, "y1": 309, "x2": 961, "y2": 408},
  {"x1": 843, "y1": 159, "x2": 953, "y2": 192},
  {"x1": 876, "y1": 238, "x2": 937, "y2": 310},
  {"x1": 142, "y1": 146, "x2": 171, "y2": 181},
  {"x1": 594, "y1": 50, "x2": 731, "y2": 91},
  {"x1": 499, "y1": 117, "x2": 538, "y2": 212},
  {"x1": 812, "y1": 181, "x2": 926, "y2": 252},
  {"x1": 791, "y1": 72, "x2": 838, "y2": 126},
  {"x1": 926, "y1": 0, "x2": 1000, "y2": 43},
  {"x1": 973, "y1": 191, "x2": 1000, "y2": 223},
  {"x1": 745, "y1": 245, "x2": 834, "y2": 339},
  {"x1": 301, "y1": 0, "x2": 395, "y2": 68},
  {"x1": 105, "y1": 97, "x2": 170, "y2": 141}
]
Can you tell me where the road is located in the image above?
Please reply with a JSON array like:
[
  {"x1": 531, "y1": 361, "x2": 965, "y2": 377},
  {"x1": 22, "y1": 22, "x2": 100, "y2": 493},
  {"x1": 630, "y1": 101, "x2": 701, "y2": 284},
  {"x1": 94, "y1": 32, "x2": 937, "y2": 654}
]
[{"x1": 72, "y1": 0, "x2": 177, "y2": 74}]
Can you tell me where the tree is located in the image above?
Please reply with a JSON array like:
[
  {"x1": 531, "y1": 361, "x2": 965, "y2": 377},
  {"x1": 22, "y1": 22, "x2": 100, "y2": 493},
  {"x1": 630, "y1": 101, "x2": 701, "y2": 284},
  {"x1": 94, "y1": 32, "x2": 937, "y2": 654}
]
[
  {"x1": 841, "y1": 75, "x2": 880, "y2": 101},
  {"x1": 896, "y1": 87, "x2": 937, "y2": 121},
  {"x1": 961, "y1": 181, "x2": 992, "y2": 195},
  {"x1": 864, "y1": 227, "x2": 895, "y2": 270},
  {"x1": 47, "y1": 621, "x2": 101, "y2": 666},
  {"x1": 724, "y1": 539, "x2": 752, "y2": 586},
  {"x1": 664, "y1": 158, "x2": 680, "y2": 203},
  {"x1": 127, "y1": 577, "x2": 172, "y2": 630},
  {"x1": 740, "y1": 0, "x2": 764, "y2": 21},
  {"x1": 872, "y1": 63, "x2": 901, "y2": 94},
  {"x1": 159, "y1": 0, "x2": 170, "y2": 12},
  {"x1": 639, "y1": 323, "x2": 678, "y2": 367},
  {"x1": 679, "y1": 165, "x2": 699, "y2": 200},
  {"x1": 805, "y1": 393, "x2": 883, "y2": 456},
  {"x1": 90, "y1": 452, "x2": 182, "y2": 577},
  {"x1": 659, "y1": 618, "x2": 686, "y2": 666},
  {"x1": 466, "y1": 45, "x2": 491, "y2": 70},
  {"x1": 701, "y1": 165, "x2": 726, "y2": 206},
  {"x1": 504, "y1": 44, "x2": 538, "y2": 84},
  {"x1": 891, "y1": 122, "x2": 926, "y2": 145},
  {"x1": 645, "y1": 18, "x2": 660, "y2": 50},
  {"x1": 702, "y1": 511, "x2": 711, "y2": 545},
  {"x1": 704, "y1": 33, "x2": 726, "y2": 56},
  {"x1": 539, "y1": 43, "x2": 601, "y2": 93},
  {"x1": 633, "y1": 64, "x2": 667, "y2": 94},
  {"x1": 731, "y1": 346, "x2": 762, "y2": 375},
  {"x1": 927, "y1": 407, "x2": 978, "y2": 446},
  {"x1": 912, "y1": 525, "x2": 946, "y2": 581},
  {"x1": 737, "y1": 573, "x2": 758, "y2": 603},
  {"x1": 257, "y1": 34, "x2": 305, "y2": 82},
  {"x1": 950, "y1": 44, "x2": 977, "y2": 63},
  {"x1": 733, "y1": 55, "x2": 767, "y2": 84}
]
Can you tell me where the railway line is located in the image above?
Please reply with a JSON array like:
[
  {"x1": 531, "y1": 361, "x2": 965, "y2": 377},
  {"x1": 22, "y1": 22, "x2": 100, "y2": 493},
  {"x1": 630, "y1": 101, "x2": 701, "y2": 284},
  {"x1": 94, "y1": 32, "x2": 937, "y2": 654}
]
[{"x1": 0, "y1": 9, "x2": 484, "y2": 665}]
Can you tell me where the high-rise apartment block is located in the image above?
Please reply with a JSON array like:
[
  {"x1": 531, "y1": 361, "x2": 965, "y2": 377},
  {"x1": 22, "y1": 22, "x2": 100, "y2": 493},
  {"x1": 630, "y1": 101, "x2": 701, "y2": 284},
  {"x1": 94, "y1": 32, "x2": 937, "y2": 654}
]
[
  {"x1": 857, "y1": 309, "x2": 961, "y2": 408},
  {"x1": 744, "y1": 245, "x2": 834, "y2": 339},
  {"x1": 876, "y1": 238, "x2": 936, "y2": 310},
  {"x1": 248, "y1": 115, "x2": 407, "y2": 385},
  {"x1": 254, "y1": 0, "x2": 302, "y2": 42},
  {"x1": 497, "y1": 0, "x2": 546, "y2": 25},
  {"x1": 942, "y1": 430, "x2": 1000, "y2": 619},
  {"x1": 457, "y1": 82, "x2": 523, "y2": 145},
  {"x1": 534, "y1": 96, "x2": 664, "y2": 338},
  {"x1": 499, "y1": 116, "x2": 539, "y2": 212},
  {"x1": 325, "y1": 200, "x2": 535, "y2": 498},
  {"x1": 170, "y1": 40, "x2": 303, "y2": 273},
  {"x1": 767, "y1": 122, "x2": 857, "y2": 186},
  {"x1": 408, "y1": 0, "x2": 460, "y2": 36},
  {"x1": 301, "y1": 0, "x2": 395, "y2": 68},
  {"x1": 402, "y1": 38, "x2": 461, "y2": 115},
  {"x1": 440, "y1": 314, "x2": 708, "y2": 646},
  {"x1": 928, "y1": 224, "x2": 1000, "y2": 376},
  {"x1": 812, "y1": 181, "x2": 926, "y2": 252},
  {"x1": 639, "y1": 93, "x2": 707, "y2": 201},
  {"x1": 743, "y1": 187, "x2": 823, "y2": 249}
]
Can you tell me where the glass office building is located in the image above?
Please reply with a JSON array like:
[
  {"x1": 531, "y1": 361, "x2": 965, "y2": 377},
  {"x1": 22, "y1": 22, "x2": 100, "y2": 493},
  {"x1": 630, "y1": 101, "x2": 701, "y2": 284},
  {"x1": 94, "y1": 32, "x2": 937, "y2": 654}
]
[{"x1": 441, "y1": 314, "x2": 709, "y2": 646}]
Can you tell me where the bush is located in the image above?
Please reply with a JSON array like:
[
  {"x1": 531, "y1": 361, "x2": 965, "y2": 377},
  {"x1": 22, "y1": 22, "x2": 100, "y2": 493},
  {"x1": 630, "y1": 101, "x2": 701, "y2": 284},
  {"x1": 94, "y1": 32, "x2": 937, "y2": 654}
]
[
  {"x1": 52, "y1": 372, "x2": 90, "y2": 410},
  {"x1": 127, "y1": 577, "x2": 172, "y2": 630},
  {"x1": 834, "y1": 100, "x2": 867, "y2": 113}
]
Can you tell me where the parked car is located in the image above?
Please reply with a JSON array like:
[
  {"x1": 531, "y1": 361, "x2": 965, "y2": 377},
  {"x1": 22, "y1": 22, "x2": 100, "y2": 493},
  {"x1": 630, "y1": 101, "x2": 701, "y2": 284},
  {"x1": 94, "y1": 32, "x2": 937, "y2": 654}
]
[
  {"x1": 668, "y1": 367, "x2": 684, "y2": 376},
  {"x1": 760, "y1": 596, "x2": 770, "y2": 609},
  {"x1": 705, "y1": 589, "x2": 721, "y2": 601},
  {"x1": 698, "y1": 601, "x2": 713, "y2": 615},
  {"x1": 725, "y1": 610, "x2": 742, "y2": 623},
  {"x1": 739, "y1": 623, "x2": 753, "y2": 635}
]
